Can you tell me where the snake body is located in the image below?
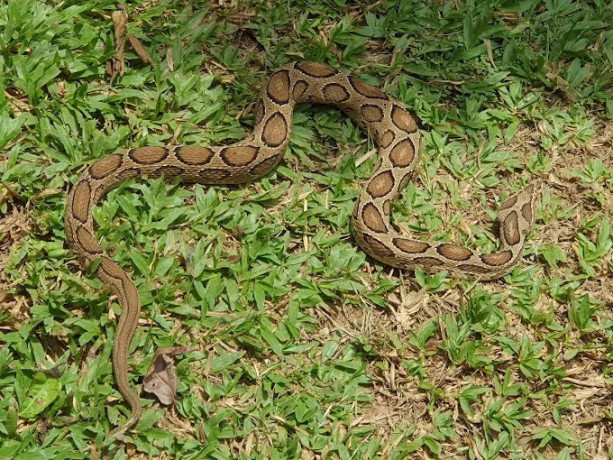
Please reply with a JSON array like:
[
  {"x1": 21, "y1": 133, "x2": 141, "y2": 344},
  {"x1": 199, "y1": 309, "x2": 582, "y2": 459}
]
[{"x1": 65, "y1": 61, "x2": 538, "y2": 437}]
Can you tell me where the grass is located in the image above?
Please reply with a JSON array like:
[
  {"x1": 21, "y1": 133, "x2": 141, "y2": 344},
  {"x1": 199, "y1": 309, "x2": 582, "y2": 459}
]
[{"x1": 0, "y1": 0, "x2": 612, "y2": 458}]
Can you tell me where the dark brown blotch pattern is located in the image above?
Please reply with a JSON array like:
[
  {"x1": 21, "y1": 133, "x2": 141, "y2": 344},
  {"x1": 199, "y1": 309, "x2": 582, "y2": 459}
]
[
  {"x1": 99, "y1": 256, "x2": 126, "y2": 280},
  {"x1": 153, "y1": 165, "x2": 185, "y2": 178},
  {"x1": 116, "y1": 167, "x2": 140, "y2": 180},
  {"x1": 72, "y1": 181, "x2": 91, "y2": 223},
  {"x1": 254, "y1": 99, "x2": 265, "y2": 125},
  {"x1": 76, "y1": 226, "x2": 102, "y2": 254},
  {"x1": 436, "y1": 243, "x2": 473, "y2": 261},
  {"x1": 361, "y1": 203, "x2": 387, "y2": 233},
  {"x1": 175, "y1": 146, "x2": 214, "y2": 165},
  {"x1": 391, "y1": 105, "x2": 417, "y2": 133},
  {"x1": 90, "y1": 154, "x2": 122, "y2": 179},
  {"x1": 129, "y1": 147, "x2": 168, "y2": 164},
  {"x1": 366, "y1": 171, "x2": 395, "y2": 198},
  {"x1": 379, "y1": 130, "x2": 395, "y2": 148},
  {"x1": 503, "y1": 210, "x2": 521, "y2": 245},
  {"x1": 362, "y1": 234, "x2": 395, "y2": 259},
  {"x1": 390, "y1": 139, "x2": 415, "y2": 167},
  {"x1": 261, "y1": 113, "x2": 288, "y2": 148},
  {"x1": 293, "y1": 80, "x2": 309, "y2": 99},
  {"x1": 348, "y1": 76, "x2": 388, "y2": 99},
  {"x1": 360, "y1": 104, "x2": 384, "y2": 123},
  {"x1": 322, "y1": 83, "x2": 350, "y2": 103},
  {"x1": 521, "y1": 202, "x2": 533, "y2": 224},
  {"x1": 499, "y1": 195, "x2": 518, "y2": 211},
  {"x1": 250, "y1": 154, "x2": 281, "y2": 177},
  {"x1": 393, "y1": 238, "x2": 430, "y2": 254},
  {"x1": 398, "y1": 172, "x2": 412, "y2": 190},
  {"x1": 382, "y1": 200, "x2": 391, "y2": 215},
  {"x1": 481, "y1": 250, "x2": 513, "y2": 267},
  {"x1": 221, "y1": 146, "x2": 259, "y2": 166},
  {"x1": 267, "y1": 70, "x2": 291, "y2": 105}
]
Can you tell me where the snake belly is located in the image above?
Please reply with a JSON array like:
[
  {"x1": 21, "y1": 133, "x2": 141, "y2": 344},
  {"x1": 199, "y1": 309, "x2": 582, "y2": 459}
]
[{"x1": 64, "y1": 61, "x2": 538, "y2": 437}]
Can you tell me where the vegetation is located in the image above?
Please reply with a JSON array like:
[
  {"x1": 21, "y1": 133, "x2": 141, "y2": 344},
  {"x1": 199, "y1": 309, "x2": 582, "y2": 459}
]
[{"x1": 0, "y1": 0, "x2": 612, "y2": 458}]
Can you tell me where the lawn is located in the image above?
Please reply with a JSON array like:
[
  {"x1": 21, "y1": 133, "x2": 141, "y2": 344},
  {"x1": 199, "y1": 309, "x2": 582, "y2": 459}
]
[{"x1": 1, "y1": 0, "x2": 612, "y2": 458}]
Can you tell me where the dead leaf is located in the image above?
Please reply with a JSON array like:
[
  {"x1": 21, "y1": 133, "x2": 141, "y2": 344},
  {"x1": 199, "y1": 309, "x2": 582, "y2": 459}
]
[
  {"x1": 107, "y1": 6, "x2": 128, "y2": 82},
  {"x1": 143, "y1": 346, "x2": 195, "y2": 405},
  {"x1": 127, "y1": 34, "x2": 153, "y2": 66}
]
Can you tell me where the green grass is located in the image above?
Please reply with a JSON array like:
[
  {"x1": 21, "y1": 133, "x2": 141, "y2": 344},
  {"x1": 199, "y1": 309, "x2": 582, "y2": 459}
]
[{"x1": 1, "y1": 0, "x2": 612, "y2": 458}]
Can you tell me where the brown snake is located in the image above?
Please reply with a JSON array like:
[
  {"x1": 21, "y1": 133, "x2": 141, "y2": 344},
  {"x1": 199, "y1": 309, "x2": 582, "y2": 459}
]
[{"x1": 65, "y1": 61, "x2": 538, "y2": 438}]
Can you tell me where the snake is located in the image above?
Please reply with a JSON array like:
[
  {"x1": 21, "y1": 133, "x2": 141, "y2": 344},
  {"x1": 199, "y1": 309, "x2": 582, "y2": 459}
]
[{"x1": 64, "y1": 61, "x2": 538, "y2": 438}]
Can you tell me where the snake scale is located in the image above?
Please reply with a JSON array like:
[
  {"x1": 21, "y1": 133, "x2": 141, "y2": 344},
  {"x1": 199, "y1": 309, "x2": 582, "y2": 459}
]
[{"x1": 65, "y1": 61, "x2": 538, "y2": 438}]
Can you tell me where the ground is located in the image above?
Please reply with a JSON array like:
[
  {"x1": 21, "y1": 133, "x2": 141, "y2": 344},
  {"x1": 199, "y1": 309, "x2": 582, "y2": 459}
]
[{"x1": 0, "y1": 0, "x2": 612, "y2": 459}]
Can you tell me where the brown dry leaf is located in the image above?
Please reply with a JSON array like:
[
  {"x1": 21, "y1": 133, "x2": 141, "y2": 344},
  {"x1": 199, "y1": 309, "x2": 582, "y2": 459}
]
[
  {"x1": 107, "y1": 7, "x2": 128, "y2": 82},
  {"x1": 143, "y1": 346, "x2": 196, "y2": 405},
  {"x1": 127, "y1": 34, "x2": 153, "y2": 66}
]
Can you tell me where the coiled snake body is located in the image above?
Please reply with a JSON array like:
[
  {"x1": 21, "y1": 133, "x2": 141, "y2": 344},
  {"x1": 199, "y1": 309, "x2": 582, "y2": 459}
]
[{"x1": 65, "y1": 61, "x2": 538, "y2": 437}]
